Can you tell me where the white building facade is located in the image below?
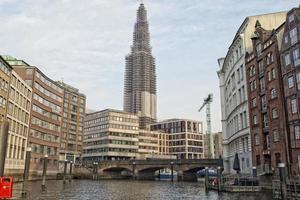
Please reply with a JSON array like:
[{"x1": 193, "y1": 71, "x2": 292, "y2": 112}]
[{"x1": 217, "y1": 13, "x2": 287, "y2": 174}]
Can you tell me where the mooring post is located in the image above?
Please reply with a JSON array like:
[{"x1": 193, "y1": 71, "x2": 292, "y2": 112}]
[
  {"x1": 69, "y1": 161, "x2": 73, "y2": 182},
  {"x1": 41, "y1": 154, "x2": 48, "y2": 191},
  {"x1": 278, "y1": 163, "x2": 287, "y2": 200},
  {"x1": 21, "y1": 147, "x2": 32, "y2": 198},
  {"x1": 63, "y1": 159, "x2": 67, "y2": 184},
  {"x1": 170, "y1": 161, "x2": 174, "y2": 182},
  {"x1": 0, "y1": 122, "x2": 9, "y2": 177},
  {"x1": 217, "y1": 166, "x2": 221, "y2": 192},
  {"x1": 205, "y1": 167, "x2": 209, "y2": 191}
]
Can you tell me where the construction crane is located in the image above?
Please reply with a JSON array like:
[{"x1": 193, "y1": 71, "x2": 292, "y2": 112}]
[{"x1": 198, "y1": 94, "x2": 213, "y2": 159}]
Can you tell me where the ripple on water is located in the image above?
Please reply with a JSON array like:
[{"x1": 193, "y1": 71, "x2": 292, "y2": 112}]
[{"x1": 12, "y1": 180, "x2": 272, "y2": 200}]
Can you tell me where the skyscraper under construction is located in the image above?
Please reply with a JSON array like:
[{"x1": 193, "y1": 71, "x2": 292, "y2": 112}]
[{"x1": 124, "y1": 3, "x2": 157, "y2": 129}]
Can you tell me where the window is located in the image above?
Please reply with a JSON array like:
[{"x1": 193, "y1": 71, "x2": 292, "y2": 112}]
[
  {"x1": 291, "y1": 99, "x2": 298, "y2": 114},
  {"x1": 289, "y1": 14, "x2": 295, "y2": 22},
  {"x1": 295, "y1": 126, "x2": 300, "y2": 140},
  {"x1": 261, "y1": 95, "x2": 267, "y2": 109},
  {"x1": 288, "y1": 76, "x2": 295, "y2": 88},
  {"x1": 271, "y1": 88, "x2": 277, "y2": 99},
  {"x1": 290, "y1": 28, "x2": 298, "y2": 45},
  {"x1": 297, "y1": 72, "x2": 300, "y2": 90},
  {"x1": 253, "y1": 115, "x2": 257, "y2": 125},
  {"x1": 256, "y1": 43, "x2": 262, "y2": 56},
  {"x1": 284, "y1": 35, "x2": 289, "y2": 44},
  {"x1": 249, "y1": 66, "x2": 256, "y2": 77},
  {"x1": 293, "y1": 48, "x2": 300, "y2": 66},
  {"x1": 252, "y1": 98, "x2": 257, "y2": 108},
  {"x1": 266, "y1": 52, "x2": 274, "y2": 65},
  {"x1": 271, "y1": 68, "x2": 275, "y2": 79},
  {"x1": 273, "y1": 130, "x2": 279, "y2": 142},
  {"x1": 259, "y1": 78, "x2": 265, "y2": 92},
  {"x1": 259, "y1": 61, "x2": 264, "y2": 74},
  {"x1": 272, "y1": 108, "x2": 278, "y2": 119},
  {"x1": 254, "y1": 134, "x2": 259, "y2": 145},
  {"x1": 285, "y1": 54, "x2": 291, "y2": 66},
  {"x1": 250, "y1": 80, "x2": 256, "y2": 92}
]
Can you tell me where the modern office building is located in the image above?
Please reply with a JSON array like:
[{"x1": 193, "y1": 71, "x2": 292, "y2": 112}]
[
  {"x1": 204, "y1": 132, "x2": 223, "y2": 159},
  {"x1": 4, "y1": 56, "x2": 64, "y2": 175},
  {"x1": 280, "y1": 6, "x2": 300, "y2": 176},
  {"x1": 151, "y1": 119, "x2": 204, "y2": 159},
  {"x1": 138, "y1": 129, "x2": 159, "y2": 157},
  {"x1": 217, "y1": 12, "x2": 286, "y2": 174},
  {"x1": 5, "y1": 70, "x2": 32, "y2": 176},
  {"x1": 246, "y1": 21, "x2": 288, "y2": 175},
  {"x1": 83, "y1": 109, "x2": 139, "y2": 162},
  {"x1": 124, "y1": 3, "x2": 157, "y2": 129},
  {"x1": 56, "y1": 81, "x2": 86, "y2": 162}
]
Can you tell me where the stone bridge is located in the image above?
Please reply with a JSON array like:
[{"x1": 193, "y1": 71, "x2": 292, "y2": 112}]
[{"x1": 74, "y1": 159, "x2": 221, "y2": 181}]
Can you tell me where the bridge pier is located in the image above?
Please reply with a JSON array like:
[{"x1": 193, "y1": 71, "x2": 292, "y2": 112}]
[
  {"x1": 136, "y1": 171, "x2": 156, "y2": 180},
  {"x1": 182, "y1": 171, "x2": 198, "y2": 182}
]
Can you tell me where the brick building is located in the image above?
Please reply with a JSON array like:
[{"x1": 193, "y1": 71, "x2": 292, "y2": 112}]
[
  {"x1": 4, "y1": 56, "x2": 64, "y2": 175},
  {"x1": 245, "y1": 21, "x2": 288, "y2": 175},
  {"x1": 280, "y1": 6, "x2": 300, "y2": 176}
]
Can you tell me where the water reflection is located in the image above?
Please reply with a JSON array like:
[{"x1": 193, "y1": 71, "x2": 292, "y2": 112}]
[{"x1": 13, "y1": 180, "x2": 272, "y2": 200}]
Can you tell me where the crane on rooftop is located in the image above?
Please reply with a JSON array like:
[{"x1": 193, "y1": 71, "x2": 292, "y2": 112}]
[{"x1": 199, "y1": 94, "x2": 214, "y2": 159}]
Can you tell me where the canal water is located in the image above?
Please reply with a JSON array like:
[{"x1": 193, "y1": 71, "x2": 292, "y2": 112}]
[{"x1": 13, "y1": 180, "x2": 272, "y2": 200}]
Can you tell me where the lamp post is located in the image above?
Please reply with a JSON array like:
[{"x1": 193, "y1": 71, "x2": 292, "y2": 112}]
[
  {"x1": 21, "y1": 147, "x2": 32, "y2": 198},
  {"x1": 93, "y1": 162, "x2": 98, "y2": 180},
  {"x1": 132, "y1": 161, "x2": 136, "y2": 180},
  {"x1": 41, "y1": 154, "x2": 48, "y2": 191},
  {"x1": 170, "y1": 161, "x2": 174, "y2": 182}
]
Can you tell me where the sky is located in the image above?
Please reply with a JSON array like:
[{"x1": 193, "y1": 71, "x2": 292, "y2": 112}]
[{"x1": 0, "y1": 0, "x2": 299, "y2": 133}]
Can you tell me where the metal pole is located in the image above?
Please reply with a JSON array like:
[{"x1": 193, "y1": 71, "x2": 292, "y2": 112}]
[
  {"x1": 41, "y1": 154, "x2": 48, "y2": 191},
  {"x1": 158, "y1": 169, "x2": 161, "y2": 181},
  {"x1": 0, "y1": 121, "x2": 9, "y2": 177},
  {"x1": 21, "y1": 147, "x2": 31, "y2": 198},
  {"x1": 69, "y1": 161, "x2": 73, "y2": 182},
  {"x1": 217, "y1": 166, "x2": 221, "y2": 192},
  {"x1": 170, "y1": 162, "x2": 174, "y2": 182},
  {"x1": 205, "y1": 167, "x2": 209, "y2": 191},
  {"x1": 132, "y1": 162, "x2": 136, "y2": 180},
  {"x1": 63, "y1": 160, "x2": 67, "y2": 184}
]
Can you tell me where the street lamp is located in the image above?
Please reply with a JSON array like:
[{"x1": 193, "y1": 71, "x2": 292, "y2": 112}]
[
  {"x1": 132, "y1": 161, "x2": 136, "y2": 180},
  {"x1": 170, "y1": 161, "x2": 174, "y2": 182}
]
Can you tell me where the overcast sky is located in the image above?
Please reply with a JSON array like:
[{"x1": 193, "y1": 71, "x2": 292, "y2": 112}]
[{"x1": 0, "y1": 0, "x2": 299, "y2": 133}]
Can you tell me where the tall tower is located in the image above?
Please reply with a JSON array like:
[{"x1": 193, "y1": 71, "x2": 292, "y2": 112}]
[{"x1": 124, "y1": 3, "x2": 157, "y2": 129}]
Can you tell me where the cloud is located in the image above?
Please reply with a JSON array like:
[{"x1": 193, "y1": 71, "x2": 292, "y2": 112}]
[{"x1": 0, "y1": 0, "x2": 299, "y2": 133}]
